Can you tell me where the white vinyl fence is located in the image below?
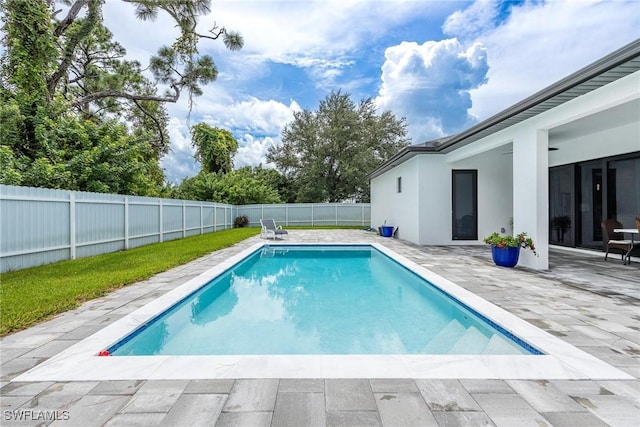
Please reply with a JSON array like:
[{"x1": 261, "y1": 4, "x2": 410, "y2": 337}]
[
  {"x1": 236, "y1": 203, "x2": 370, "y2": 227},
  {"x1": 0, "y1": 185, "x2": 371, "y2": 272},
  {"x1": 0, "y1": 185, "x2": 235, "y2": 273}
]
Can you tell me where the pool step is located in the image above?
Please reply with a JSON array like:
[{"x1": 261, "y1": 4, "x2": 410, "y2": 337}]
[
  {"x1": 448, "y1": 326, "x2": 489, "y2": 354},
  {"x1": 482, "y1": 334, "x2": 524, "y2": 355},
  {"x1": 420, "y1": 319, "x2": 467, "y2": 353}
]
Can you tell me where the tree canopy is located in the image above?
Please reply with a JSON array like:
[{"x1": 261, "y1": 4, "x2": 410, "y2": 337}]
[
  {"x1": 267, "y1": 91, "x2": 410, "y2": 202},
  {"x1": 191, "y1": 124, "x2": 238, "y2": 174},
  {"x1": 170, "y1": 121, "x2": 293, "y2": 205},
  {"x1": 170, "y1": 169, "x2": 283, "y2": 205},
  {"x1": 0, "y1": 0, "x2": 242, "y2": 195}
]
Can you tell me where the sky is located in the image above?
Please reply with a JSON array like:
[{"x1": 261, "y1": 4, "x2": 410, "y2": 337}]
[{"x1": 101, "y1": 0, "x2": 640, "y2": 184}]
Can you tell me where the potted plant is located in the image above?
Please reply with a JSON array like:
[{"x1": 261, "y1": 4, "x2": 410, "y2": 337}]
[{"x1": 483, "y1": 231, "x2": 537, "y2": 267}]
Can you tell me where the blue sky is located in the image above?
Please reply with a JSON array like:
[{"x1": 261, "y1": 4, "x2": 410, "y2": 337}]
[{"x1": 102, "y1": 0, "x2": 640, "y2": 184}]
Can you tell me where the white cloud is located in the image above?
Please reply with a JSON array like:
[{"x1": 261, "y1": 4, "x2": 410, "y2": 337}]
[
  {"x1": 458, "y1": 0, "x2": 640, "y2": 120},
  {"x1": 160, "y1": 96, "x2": 300, "y2": 183},
  {"x1": 235, "y1": 134, "x2": 279, "y2": 168},
  {"x1": 101, "y1": 0, "x2": 640, "y2": 183},
  {"x1": 161, "y1": 118, "x2": 199, "y2": 184},
  {"x1": 102, "y1": 1, "x2": 180, "y2": 58},
  {"x1": 443, "y1": 0, "x2": 499, "y2": 39},
  {"x1": 202, "y1": 0, "x2": 442, "y2": 87},
  {"x1": 376, "y1": 39, "x2": 489, "y2": 142},
  {"x1": 200, "y1": 97, "x2": 301, "y2": 135}
]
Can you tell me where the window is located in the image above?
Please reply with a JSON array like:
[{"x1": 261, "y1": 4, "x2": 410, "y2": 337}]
[
  {"x1": 397, "y1": 177, "x2": 402, "y2": 193},
  {"x1": 452, "y1": 170, "x2": 477, "y2": 240}
]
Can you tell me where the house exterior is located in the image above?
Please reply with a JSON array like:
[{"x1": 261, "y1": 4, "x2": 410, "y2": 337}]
[{"x1": 370, "y1": 39, "x2": 640, "y2": 270}]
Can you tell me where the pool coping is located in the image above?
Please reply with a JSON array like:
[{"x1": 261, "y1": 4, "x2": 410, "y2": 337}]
[{"x1": 13, "y1": 242, "x2": 633, "y2": 381}]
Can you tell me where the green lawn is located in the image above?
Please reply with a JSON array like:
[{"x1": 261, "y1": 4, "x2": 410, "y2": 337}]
[
  {"x1": 0, "y1": 227, "x2": 259, "y2": 336},
  {"x1": 0, "y1": 225, "x2": 367, "y2": 336}
]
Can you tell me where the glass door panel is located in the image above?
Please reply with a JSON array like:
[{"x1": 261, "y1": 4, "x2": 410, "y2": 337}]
[
  {"x1": 577, "y1": 161, "x2": 603, "y2": 248},
  {"x1": 452, "y1": 170, "x2": 477, "y2": 240},
  {"x1": 608, "y1": 157, "x2": 640, "y2": 229},
  {"x1": 549, "y1": 166, "x2": 574, "y2": 246}
]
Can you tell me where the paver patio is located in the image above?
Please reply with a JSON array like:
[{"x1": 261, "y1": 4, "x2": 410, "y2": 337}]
[{"x1": 1, "y1": 230, "x2": 638, "y2": 426}]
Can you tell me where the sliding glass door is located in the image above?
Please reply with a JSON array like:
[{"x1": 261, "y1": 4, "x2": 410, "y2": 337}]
[{"x1": 549, "y1": 152, "x2": 639, "y2": 251}]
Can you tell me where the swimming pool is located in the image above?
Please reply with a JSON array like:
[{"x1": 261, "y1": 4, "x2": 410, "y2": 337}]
[
  {"x1": 14, "y1": 240, "x2": 633, "y2": 380},
  {"x1": 109, "y1": 245, "x2": 539, "y2": 356}
]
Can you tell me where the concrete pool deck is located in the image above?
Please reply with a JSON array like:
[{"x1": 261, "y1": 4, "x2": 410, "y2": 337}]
[{"x1": 1, "y1": 230, "x2": 639, "y2": 426}]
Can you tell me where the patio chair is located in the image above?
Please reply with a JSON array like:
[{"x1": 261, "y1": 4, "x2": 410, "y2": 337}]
[
  {"x1": 260, "y1": 219, "x2": 288, "y2": 240},
  {"x1": 601, "y1": 219, "x2": 633, "y2": 264}
]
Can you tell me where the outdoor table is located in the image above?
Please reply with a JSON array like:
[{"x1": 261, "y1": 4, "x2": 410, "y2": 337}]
[{"x1": 614, "y1": 228, "x2": 639, "y2": 265}]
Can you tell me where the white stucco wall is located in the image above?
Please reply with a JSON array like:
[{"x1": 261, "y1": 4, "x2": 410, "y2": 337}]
[
  {"x1": 416, "y1": 155, "x2": 449, "y2": 245},
  {"x1": 370, "y1": 156, "x2": 420, "y2": 242},
  {"x1": 371, "y1": 150, "x2": 513, "y2": 246},
  {"x1": 370, "y1": 69, "x2": 639, "y2": 269},
  {"x1": 450, "y1": 148, "x2": 513, "y2": 245},
  {"x1": 512, "y1": 129, "x2": 549, "y2": 269}
]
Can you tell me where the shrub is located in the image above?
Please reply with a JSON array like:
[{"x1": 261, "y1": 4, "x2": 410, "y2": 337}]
[{"x1": 234, "y1": 215, "x2": 249, "y2": 228}]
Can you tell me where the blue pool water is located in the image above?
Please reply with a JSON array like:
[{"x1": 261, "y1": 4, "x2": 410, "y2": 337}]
[{"x1": 109, "y1": 245, "x2": 541, "y2": 356}]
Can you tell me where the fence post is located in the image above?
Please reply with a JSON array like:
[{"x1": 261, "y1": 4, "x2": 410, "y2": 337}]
[
  {"x1": 124, "y1": 196, "x2": 129, "y2": 250},
  {"x1": 362, "y1": 204, "x2": 364, "y2": 226},
  {"x1": 335, "y1": 203, "x2": 338, "y2": 226},
  {"x1": 182, "y1": 201, "x2": 186, "y2": 237},
  {"x1": 285, "y1": 205, "x2": 288, "y2": 226},
  {"x1": 200, "y1": 202, "x2": 204, "y2": 235},
  {"x1": 159, "y1": 199, "x2": 163, "y2": 243},
  {"x1": 311, "y1": 204, "x2": 314, "y2": 227},
  {"x1": 69, "y1": 192, "x2": 76, "y2": 259}
]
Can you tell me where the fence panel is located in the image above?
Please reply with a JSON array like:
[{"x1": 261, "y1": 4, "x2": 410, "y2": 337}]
[
  {"x1": 0, "y1": 186, "x2": 71, "y2": 271},
  {"x1": 236, "y1": 203, "x2": 370, "y2": 227},
  {"x1": 129, "y1": 199, "x2": 161, "y2": 248},
  {"x1": 1, "y1": 185, "x2": 370, "y2": 272},
  {"x1": 0, "y1": 185, "x2": 235, "y2": 272},
  {"x1": 284, "y1": 205, "x2": 312, "y2": 226},
  {"x1": 185, "y1": 203, "x2": 202, "y2": 237},
  {"x1": 161, "y1": 201, "x2": 184, "y2": 241},
  {"x1": 236, "y1": 205, "x2": 263, "y2": 226}
]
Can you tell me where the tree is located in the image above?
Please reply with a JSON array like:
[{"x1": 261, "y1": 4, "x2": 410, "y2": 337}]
[
  {"x1": 0, "y1": 0, "x2": 242, "y2": 193},
  {"x1": 191, "y1": 124, "x2": 238, "y2": 174},
  {"x1": 235, "y1": 165, "x2": 296, "y2": 203},
  {"x1": 171, "y1": 171, "x2": 283, "y2": 205},
  {"x1": 267, "y1": 91, "x2": 410, "y2": 202},
  {"x1": 0, "y1": 104, "x2": 165, "y2": 195},
  {"x1": 43, "y1": 0, "x2": 243, "y2": 109}
]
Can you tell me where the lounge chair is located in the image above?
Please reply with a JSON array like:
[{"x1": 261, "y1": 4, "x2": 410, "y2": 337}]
[
  {"x1": 260, "y1": 219, "x2": 289, "y2": 240},
  {"x1": 601, "y1": 219, "x2": 633, "y2": 264}
]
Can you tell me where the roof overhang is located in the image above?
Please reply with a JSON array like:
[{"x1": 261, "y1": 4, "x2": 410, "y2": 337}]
[{"x1": 369, "y1": 38, "x2": 640, "y2": 180}]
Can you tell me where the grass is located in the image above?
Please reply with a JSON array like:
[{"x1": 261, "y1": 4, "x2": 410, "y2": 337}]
[
  {"x1": 0, "y1": 227, "x2": 259, "y2": 336},
  {"x1": 0, "y1": 225, "x2": 368, "y2": 336}
]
